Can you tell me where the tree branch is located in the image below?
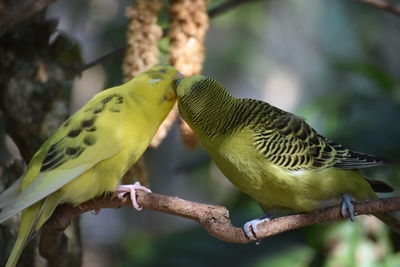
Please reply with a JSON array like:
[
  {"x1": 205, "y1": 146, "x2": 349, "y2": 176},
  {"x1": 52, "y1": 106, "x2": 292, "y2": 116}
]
[
  {"x1": 40, "y1": 190, "x2": 400, "y2": 266},
  {"x1": 71, "y1": 47, "x2": 125, "y2": 75},
  {"x1": 355, "y1": 0, "x2": 400, "y2": 17}
]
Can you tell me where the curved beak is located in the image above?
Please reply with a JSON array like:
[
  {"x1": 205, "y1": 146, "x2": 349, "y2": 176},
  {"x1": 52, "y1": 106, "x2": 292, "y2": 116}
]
[
  {"x1": 170, "y1": 72, "x2": 184, "y2": 96},
  {"x1": 164, "y1": 72, "x2": 183, "y2": 101},
  {"x1": 174, "y1": 72, "x2": 184, "y2": 87}
]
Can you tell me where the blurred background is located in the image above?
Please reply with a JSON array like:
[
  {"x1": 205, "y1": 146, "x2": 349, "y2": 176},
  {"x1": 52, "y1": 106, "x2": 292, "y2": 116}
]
[{"x1": 1, "y1": 0, "x2": 400, "y2": 266}]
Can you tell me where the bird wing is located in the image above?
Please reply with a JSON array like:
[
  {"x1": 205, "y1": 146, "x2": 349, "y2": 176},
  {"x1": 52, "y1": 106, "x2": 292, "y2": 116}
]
[
  {"x1": 324, "y1": 139, "x2": 391, "y2": 169},
  {"x1": 0, "y1": 178, "x2": 22, "y2": 209},
  {"x1": 250, "y1": 101, "x2": 390, "y2": 171},
  {"x1": 0, "y1": 90, "x2": 126, "y2": 223}
]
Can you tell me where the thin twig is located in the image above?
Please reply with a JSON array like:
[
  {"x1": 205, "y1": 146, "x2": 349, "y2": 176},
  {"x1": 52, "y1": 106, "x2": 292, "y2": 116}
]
[
  {"x1": 208, "y1": 0, "x2": 261, "y2": 17},
  {"x1": 72, "y1": 47, "x2": 125, "y2": 75},
  {"x1": 355, "y1": 0, "x2": 400, "y2": 17}
]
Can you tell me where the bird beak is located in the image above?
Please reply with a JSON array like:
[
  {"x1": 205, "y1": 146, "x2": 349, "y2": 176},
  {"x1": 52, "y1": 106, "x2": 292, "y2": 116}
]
[
  {"x1": 174, "y1": 73, "x2": 184, "y2": 86},
  {"x1": 174, "y1": 72, "x2": 184, "y2": 79},
  {"x1": 172, "y1": 72, "x2": 184, "y2": 95}
]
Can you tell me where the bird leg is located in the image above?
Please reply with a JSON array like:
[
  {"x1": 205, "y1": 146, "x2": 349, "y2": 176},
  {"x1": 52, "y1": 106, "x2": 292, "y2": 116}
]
[
  {"x1": 91, "y1": 209, "x2": 101, "y2": 215},
  {"x1": 116, "y1": 182, "x2": 151, "y2": 211},
  {"x1": 341, "y1": 194, "x2": 355, "y2": 221},
  {"x1": 243, "y1": 213, "x2": 273, "y2": 241}
]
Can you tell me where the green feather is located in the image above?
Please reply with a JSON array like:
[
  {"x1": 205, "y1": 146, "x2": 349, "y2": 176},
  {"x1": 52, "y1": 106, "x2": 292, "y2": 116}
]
[{"x1": 176, "y1": 75, "x2": 398, "y2": 229}]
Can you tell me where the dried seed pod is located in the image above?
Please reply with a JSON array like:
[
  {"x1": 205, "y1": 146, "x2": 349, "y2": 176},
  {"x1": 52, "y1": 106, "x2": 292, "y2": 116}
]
[
  {"x1": 123, "y1": 0, "x2": 163, "y2": 81},
  {"x1": 168, "y1": 0, "x2": 210, "y2": 149}
]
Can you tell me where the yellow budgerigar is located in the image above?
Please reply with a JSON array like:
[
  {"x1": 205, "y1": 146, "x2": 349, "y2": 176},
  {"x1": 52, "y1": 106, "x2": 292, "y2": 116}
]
[
  {"x1": 0, "y1": 65, "x2": 182, "y2": 267},
  {"x1": 175, "y1": 75, "x2": 399, "y2": 240}
]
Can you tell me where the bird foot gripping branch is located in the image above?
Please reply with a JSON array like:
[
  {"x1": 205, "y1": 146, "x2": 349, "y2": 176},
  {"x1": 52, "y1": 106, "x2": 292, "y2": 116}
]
[
  {"x1": 243, "y1": 212, "x2": 274, "y2": 241},
  {"x1": 243, "y1": 218, "x2": 266, "y2": 241},
  {"x1": 116, "y1": 182, "x2": 152, "y2": 211},
  {"x1": 341, "y1": 194, "x2": 355, "y2": 221}
]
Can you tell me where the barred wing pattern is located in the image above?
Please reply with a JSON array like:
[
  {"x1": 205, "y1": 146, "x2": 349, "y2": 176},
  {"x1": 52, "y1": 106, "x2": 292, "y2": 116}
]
[{"x1": 238, "y1": 100, "x2": 391, "y2": 171}]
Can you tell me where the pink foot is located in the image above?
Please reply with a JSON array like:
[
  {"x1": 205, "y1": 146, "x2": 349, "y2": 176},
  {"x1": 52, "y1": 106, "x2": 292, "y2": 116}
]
[{"x1": 116, "y1": 182, "x2": 151, "y2": 211}]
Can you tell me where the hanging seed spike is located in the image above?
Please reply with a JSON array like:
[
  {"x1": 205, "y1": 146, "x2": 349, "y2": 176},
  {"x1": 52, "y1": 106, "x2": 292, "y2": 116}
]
[{"x1": 168, "y1": 0, "x2": 209, "y2": 148}]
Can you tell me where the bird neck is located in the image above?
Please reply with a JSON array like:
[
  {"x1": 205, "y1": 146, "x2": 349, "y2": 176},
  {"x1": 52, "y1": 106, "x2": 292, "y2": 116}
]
[{"x1": 178, "y1": 83, "x2": 240, "y2": 139}]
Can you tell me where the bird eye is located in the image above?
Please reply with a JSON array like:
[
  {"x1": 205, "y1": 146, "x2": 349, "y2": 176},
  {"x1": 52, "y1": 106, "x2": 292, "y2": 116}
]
[{"x1": 159, "y1": 69, "x2": 167, "y2": 73}]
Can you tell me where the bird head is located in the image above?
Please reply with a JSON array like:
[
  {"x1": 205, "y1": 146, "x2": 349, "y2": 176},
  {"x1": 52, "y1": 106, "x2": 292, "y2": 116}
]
[
  {"x1": 174, "y1": 75, "x2": 204, "y2": 100},
  {"x1": 130, "y1": 65, "x2": 183, "y2": 108}
]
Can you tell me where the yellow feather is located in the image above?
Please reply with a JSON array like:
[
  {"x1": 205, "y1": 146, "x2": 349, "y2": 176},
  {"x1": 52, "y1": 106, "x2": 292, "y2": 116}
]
[{"x1": 0, "y1": 65, "x2": 181, "y2": 267}]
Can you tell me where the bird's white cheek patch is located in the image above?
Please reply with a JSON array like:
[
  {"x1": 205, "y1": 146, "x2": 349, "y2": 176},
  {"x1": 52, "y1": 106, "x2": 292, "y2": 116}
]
[{"x1": 148, "y1": 78, "x2": 162, "y2": 84}]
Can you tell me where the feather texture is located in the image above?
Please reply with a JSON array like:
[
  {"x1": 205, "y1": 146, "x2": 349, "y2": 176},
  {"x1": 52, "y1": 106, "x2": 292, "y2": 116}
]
[
  {"x1": 0, "y1": 65, "x2": 181, "y2": 267},
  {"x1": 176, "y1": 75, "x2": 398, "y2": 231}
]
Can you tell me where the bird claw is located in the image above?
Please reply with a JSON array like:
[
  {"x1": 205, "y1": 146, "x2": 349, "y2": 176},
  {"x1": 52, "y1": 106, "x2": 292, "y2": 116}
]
[
  {"x1": 243, "y1": 217, "x2": 270, "y2": 241},
  {"x1": 91, "y1": 209, "x2": 101, "y2": 215},
  {"x1": 341, "y1": 194, "x2": 355, "y2": 221},
  {"x1": 116, "y1": 182, "x2": 151, "y2": 211}
]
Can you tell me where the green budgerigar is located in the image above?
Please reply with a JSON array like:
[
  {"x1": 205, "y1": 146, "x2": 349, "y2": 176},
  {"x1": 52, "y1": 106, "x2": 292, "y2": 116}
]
[{"x1": 175, "y1": 75, "x2": 399, "y2": 240}]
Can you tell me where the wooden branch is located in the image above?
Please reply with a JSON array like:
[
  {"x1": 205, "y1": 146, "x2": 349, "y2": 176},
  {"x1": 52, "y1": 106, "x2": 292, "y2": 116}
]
[
  {"x1": 40, "y1": 190, "x2": 400, "y2": 266},
  {"x1": 355, "y1": 0, "x2": 400, "y2": 17},
  {"x1": 0, "y1": 0, "x2": 57, "y2": 37}
]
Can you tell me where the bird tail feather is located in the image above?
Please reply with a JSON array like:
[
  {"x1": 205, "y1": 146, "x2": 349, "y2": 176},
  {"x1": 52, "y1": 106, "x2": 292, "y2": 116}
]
[
  {"x1": 5, "y1": 197, "x2": 58, "y2": 267},
  {"x1": 5, "y1": 203, "x2": 39, "y2": 267},
  {"x1": 0, "y1": 178, "x2": 22, "y2": 209}
]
